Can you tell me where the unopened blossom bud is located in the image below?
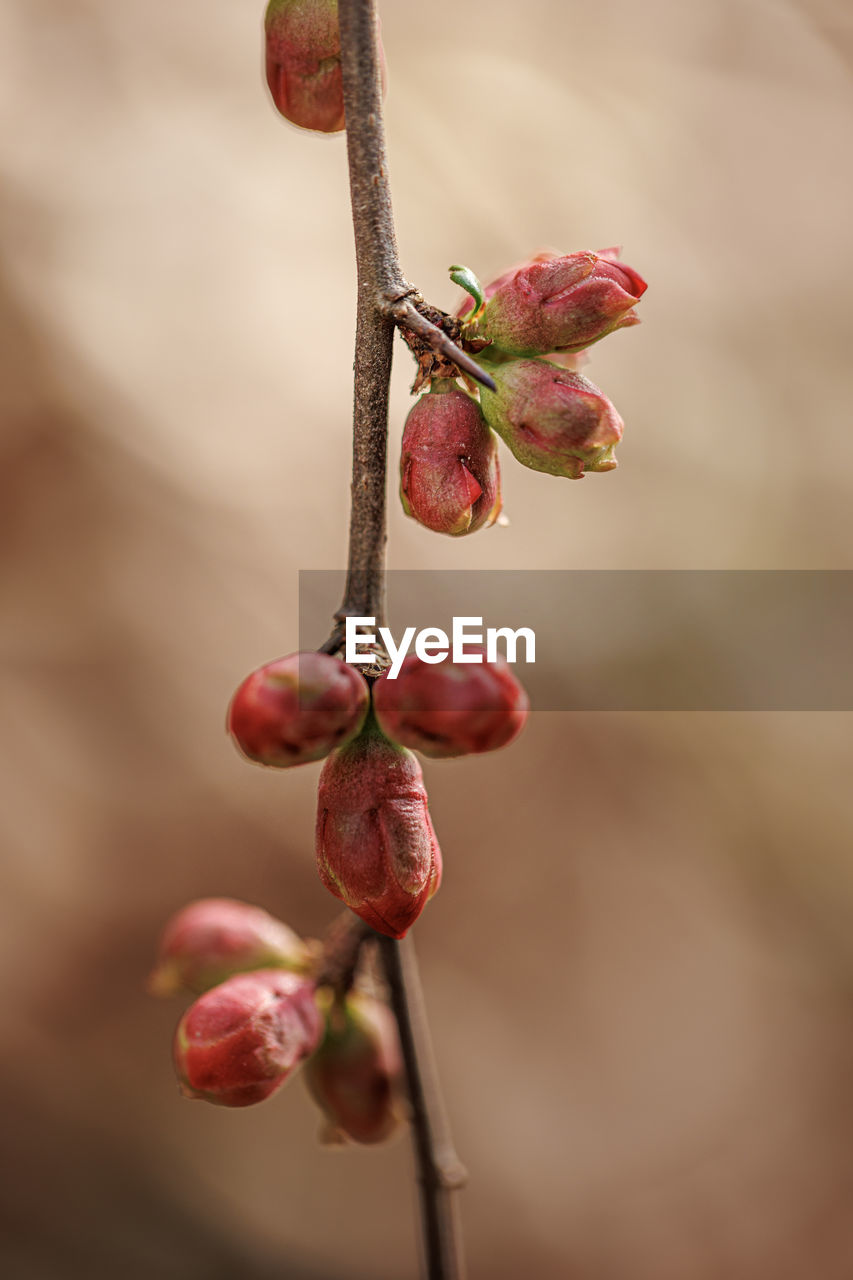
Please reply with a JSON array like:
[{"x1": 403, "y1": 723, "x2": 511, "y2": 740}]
[
  {"x1": 264, "y1": 0, "x2": 386, "y2": 134},
  {"x1": 264, "y1": 0, "x2": 344, "y2": 133},
  {"x1": 472, "y1": 249, "x2": 646, "y2": 358},
  {"x1": 400, "y1": 384, "x2": 501, "y2": 537},
  {"x1": 316, "y1": 719, "x2": 442, "y2": 939},
  {"x1": 305, "y1": 991, "x2": 404, "y2": 1144},
  {"x1": 228, "y1": 651, "x2": 369, "y2": 768},
  {"x1": 174, "y1": 969, "x2": 322, "y2": 1108},
  {"x1": 148, "y1": 898, "x2": 310, "y2": 998},
  {"x1": 479, "y1": 358, "x2": 623, "y2": 479},
  {"x1": 373, "y1": 650, "x2": 528, "y2": 758}
]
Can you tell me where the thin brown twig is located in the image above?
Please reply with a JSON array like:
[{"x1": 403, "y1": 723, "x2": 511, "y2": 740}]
[
  {"x1": 336, "y1": 2, "x2": 467, "y2": 1276},
  {"x1": 335, "y1": 0, "x2": 404, "y2": 631},
  {"x1": 379, "y1": 935, "x2": 468, "y2": 1280},
  {"x1": 314, "y1": 913, "x2": 373, "y2": 995},
  {"x1": 333, "y1": 1, "x2": 494, "y2": 635}
]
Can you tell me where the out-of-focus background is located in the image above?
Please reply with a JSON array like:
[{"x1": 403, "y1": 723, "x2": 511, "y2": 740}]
[{"x1": 2, "y1": 1, "x2": 853, "y2": 1276}]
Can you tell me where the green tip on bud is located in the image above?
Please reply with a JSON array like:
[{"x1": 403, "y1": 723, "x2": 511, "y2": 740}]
[{"x1": 449, "y1": 265, "x2": 486, "y2": 320}]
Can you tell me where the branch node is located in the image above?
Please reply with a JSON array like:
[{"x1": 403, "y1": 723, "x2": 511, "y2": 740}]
[
  {"x1": 433, "y1": 1157, "x2": 469, "y2": 1192},
  {"x1": 392, "y1": 298, "x2": 496, "y2": 393}
]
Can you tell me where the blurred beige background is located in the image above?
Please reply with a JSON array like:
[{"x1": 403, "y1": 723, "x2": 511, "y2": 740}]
[{"x1": 2, "y1": 1, "x2": 853, "y2": 1277}]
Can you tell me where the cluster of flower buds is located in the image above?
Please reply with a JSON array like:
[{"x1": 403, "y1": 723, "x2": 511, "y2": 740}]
[
  {"x1": 315, "y1": 654, "x2": 527, "y2": 930},
  {"x1": 151, "y1": 899, "x2": 320, "y2": 1107},
  {"x1": 152, "y1": 898, "x2": 403, "y2": 1135},
  {"x1": 399, "y1": 249, "x2": 645, "y2": 529},
  {"x1": 225, "y1": 636, "x2": 527, "y2": 937},
  {"x1": 264, "y1": 0, "x2": 386, "y2": 133}
]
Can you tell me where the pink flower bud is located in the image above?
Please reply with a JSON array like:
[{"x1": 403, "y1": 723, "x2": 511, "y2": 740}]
[
  {"x1": 148, "y1": 898, "x2": 310, "y2": 998},
  {"x1": 480, "y1": 358, "x2": 623, "y2": 479},
  {"x1": 305, "y1": 991, "x2": 405, "y2": 1144},
  {"x1": 174, "y1": 969, "x2": 322, "y2": 1108},
  {"x1": 316, "y1": 721, "x2": 442, "y2": 939},
  {"x1": 471, "y1": 249, "x2": 646, "y2": 358},
  {"x1": 400, "y1": 385, "x2": 501, "y2": 537},
  {"x1": 228, "y1": 651, "x2": 369, "y2": 768},
  {"x1": 373, "y1": 650, "x2": 528, "y2": 758},
  {"x1": 264, "y1": 0, "x2": 387, "y2": 134}
]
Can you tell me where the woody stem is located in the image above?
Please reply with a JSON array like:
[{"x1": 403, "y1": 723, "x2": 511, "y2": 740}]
[{"x1": 336, "y1": 3, "x2": 466, "y2": 1278}]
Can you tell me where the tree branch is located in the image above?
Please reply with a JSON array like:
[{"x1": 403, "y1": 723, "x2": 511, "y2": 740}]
[
  {"x1": 335, "y1": 0, "x2": 405, "y2": 630},
  {"x1": 336, "y1": 3, "x2": 467, "y2": 1276},
  {"x1": 379, "y1": 935, "x2": 468, "y2": 1280},
  {"x1": 314, "y1": 913, "x2": 372, "y2": 996}
]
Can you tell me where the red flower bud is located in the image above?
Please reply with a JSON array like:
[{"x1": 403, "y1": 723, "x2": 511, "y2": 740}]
[
  {"x1": 228, "y1": 651, "x2": 369, "y2": 768},
  {"x1": 264, "y1": 0, "x2": 387, "y2": 134},
  {"x1": 373, "y1": 650, "x2": 528, "y2": 758},
  {"x1": 400, "y1": 385, "x2": 501, "y2": 537},
  {"x1": 480, "y1": 358, "x2": 623, "y2": 479},
  {"x1": 174, "y1": 970, "x2": 322, "y2": 1108},
  {"x1": 470, "y1": 249, "x2": 646, "y2": 358},
  {"x1": 305, "y1": 991, "x2": 405, "y2": 1144},
  {"x1": 316, "y1": 721, "x2": 442, "y2": 939},
  {"x1": 264, "y1": 0, "x2": 344, "y2": 133},
  {"x1": 148, "y1": 898, "x2": 310, "y2": 998}
]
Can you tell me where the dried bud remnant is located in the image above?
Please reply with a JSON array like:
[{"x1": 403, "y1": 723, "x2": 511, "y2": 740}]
[
  {"x1": 373, "y1": 651, "x2": 528, "y2": 758},
  {"x1": 480, "y1": 358, "x2": 624, "y2": 479},
  {"x1": 400, "y1": 384, "x2": 501, "y2": 536},
  {"x1": 174, "y1": 970, "x2": 322, "y2": 1108},
  {"x1": 228, "y1": 651, "x2": 369, "y2": 768},
  {"x1": 305, "y1": 991, "x2": 405, "y2": 1144},
  {"x1": 148, "y1": 898, "x2": 309, "y2": 997},
  {"x1": 316, "y1": 720, "x2": 442, "y2": 938}
]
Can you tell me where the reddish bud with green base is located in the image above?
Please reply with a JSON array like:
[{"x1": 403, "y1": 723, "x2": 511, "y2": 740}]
[
  {"x1": 148, "y1": 898, "x2": 310, "y2": 998},
  {"x1": 228, "y1": 651, "x2": 369, "y2": 768},
  {"x1": 316, "y1": 718, "x2": 442, "y2": 939},
  {"x1": 466, "y1": 249, "x2": 646, "y2": 358},
  {"x1": 373, "y1": 650, "x2": 528, "y2": 758},
  {"x1": 305, "y1": 991, "x2": 405, "y2": 1144},
  {"x1": 479, "y1": 358, "x2": 623, "y2": 479},
  {"x1": 174, "y1": 969, "x2": 322, "y2": 1108},
  {"x1": 264, "y1": 0, "x2": 387, "y2": 134},
  {"x1": 400, "y1": 383, "x2": 501, "y2": 537}
]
